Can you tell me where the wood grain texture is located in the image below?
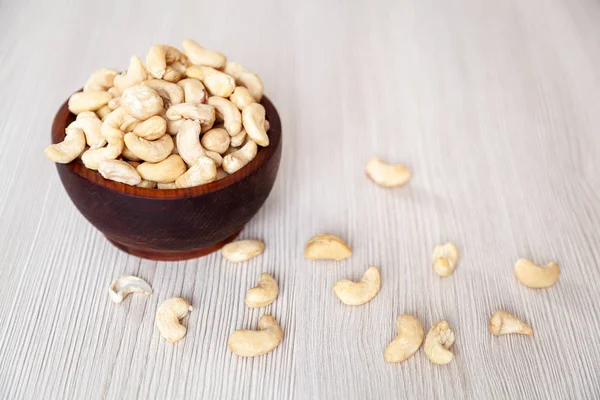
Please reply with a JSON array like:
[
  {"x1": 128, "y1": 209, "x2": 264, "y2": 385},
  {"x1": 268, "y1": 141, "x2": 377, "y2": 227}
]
[{"x1": 1, "y1": 0, "x2": 600, "y2": 398}]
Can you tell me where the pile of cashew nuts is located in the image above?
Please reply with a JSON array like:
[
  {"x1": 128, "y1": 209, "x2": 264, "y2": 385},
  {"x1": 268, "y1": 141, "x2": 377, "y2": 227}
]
[{"x1": 45, "y1": 40, "x2": 269, "y2": 189}]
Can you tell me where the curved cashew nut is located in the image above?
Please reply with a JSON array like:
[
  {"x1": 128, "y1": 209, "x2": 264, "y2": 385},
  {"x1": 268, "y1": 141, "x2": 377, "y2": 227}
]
[
  {"x1": 333, "y1": 266, "x2": 381, "y2": 306},
  {"x1": 124, "y1": 133, "x2": 173, "y2": 163},
  {"x1": 514, "y1": 259, "x2": 560, "y2": 288},
  {"x1": 143, "y1": 79, "x2": 184, "y2": 108},
  {"x1": 229, "y1": 86, "x2": 255, "y2": 110},
  {"x1": 156, "y1": 297, "x2": 193, "y2": 343},
  {"x1": 222, "y1": 239, "x2": 265, "y2": 262},
  {"x1": 76, "y1": 112, "x2": 106, "y2": 148},
  {"x1": 205, "y1": 150, "x2": 223, "y2": 167},
  {"x1": 201, "y1": 127, "x2": 231, "y2": 154},
  {"x1": 68, "y1": 91, "x2": 112, "y2": 115},
  {"x1": 146, "y1": 45, "x2": 186, "y2": 79},
  {"x1": 228, "y1": 315, "x2": 283, "y2": 357},
  {"x1": 108, "y1": 275, "x2": 152, "y2": 303},
  {"x1": 384, "y1": 315, "x2": 424, "y2": 363},
  {"x1": 182, "y1": 39, "x2": 227, "y2": 69},
  {"x1": 365, "y1": 157, "x2": 411, "y2": 187},
  {"x1": 100, "y1": 107, "x2": 132, "y2": 140},
  {"x1": 242, "y1": 103, "x2": 269, "y2": 146},
  {"x1": 222, "y1": 139, "x2": 258, "y2": 174},
  {"x1": 45, "y1": 122, "x2": 86, "y2": 163},
  {"x1": 489, "y1": 310, "x2": 533, "y2": 336},
  {"x1": 304, "y1": 234, "x2": 352, "y2": 261},
  {"x1": 120, "y1": 84, "x2": 164, "y2": 121},
  {"x1": 96, "y1": 105, "x2": 112, "y2": 120},
  {"x1": 224, "y1": 62, "x2": 264, "y2": 101},
  {"x1": 432, "y1": 242, "x2": 459, "y2": 277},
  {"x1": 186, "y1": 65, "x2": 236, "y2": 98},
  {"x1": 83, "y1": 68, "x2": 118, "y2": 92},
  {"x1": 207, "y1": 96, "x2": 242, "y2": 136},
  {"x1": 136, "y1": 154, "x2": 187, "y2": 183},
  {"x1": 114, "y1": 56, "x2": 148, "y2": 94},
  {"x1": 175, "y1": 120, "x2": 206, "y2": 166},
  {"x1": 230, "y1": 129, "x2": 247, "y2": 147},
  {"x1": 177, "y1": 78, "x2": 207, "y2": 104},
  {"x1": 98, "y1": 159, "x2": 142, "y2": 186},
  {"x1": 174, "y1": 156, "x2": 217, "y2": 188},
  {"x1": 132, "y1": 115, "x2": 167, "y2": 140},
  {"x1": 167, "y1": 118, "x2": 186, "y2": 135},
  {"x1": 166, "y1": 102, "x2": 216, "y2": 132},
  {"x1": 128, "y1": 161, "x2": 157, "y2": 188},
  {"x1": 81, "y1": 137, "x2": 124, "y2": 170},
  {"x1": 424, "y1": 321, "x2": 456, "y2": 365},
  {"x1": 163, "y1": 61, "x2": 187, "y2": 83},
  {"x1": 246, "y1": 273, "x2": 278, "y2": 308}
]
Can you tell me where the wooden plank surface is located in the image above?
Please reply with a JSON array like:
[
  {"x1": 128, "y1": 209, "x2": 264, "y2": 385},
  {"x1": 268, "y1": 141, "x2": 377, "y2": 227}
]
[{"x1": 1, "y1": 0, "x2": 599, "y2": 398}]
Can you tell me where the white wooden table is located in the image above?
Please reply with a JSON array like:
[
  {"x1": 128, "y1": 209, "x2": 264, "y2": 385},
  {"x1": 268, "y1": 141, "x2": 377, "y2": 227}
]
[{"x1": 1, "y1": 0, "x2": 600, "y2": 398}]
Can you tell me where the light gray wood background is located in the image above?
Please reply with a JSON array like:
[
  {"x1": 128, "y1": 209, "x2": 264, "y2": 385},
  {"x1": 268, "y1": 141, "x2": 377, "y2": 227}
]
[{"x1": 1, "y1": 0, "x2": 599, "y2": 398}]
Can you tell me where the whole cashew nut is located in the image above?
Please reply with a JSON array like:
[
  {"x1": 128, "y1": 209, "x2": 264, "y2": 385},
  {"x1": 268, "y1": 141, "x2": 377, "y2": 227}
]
[
  {"x1": 163, "y1": 61, "x2": 187, "y2": 83},
  {"x1": 166, "y1": 102, "x2": 216, "y2": 132},
  {"x1": 229, "y1": 86, "x2": 255, "y2": 110},
  {"x1": 101, "y1": 107, "x2": 134, "y2": 140},
  {"x1": 177, "y1": 78, "x2": 207, "y2": 104},
  {"x1": 384, "y1": 315, "x2": 424, "y2": 363},
  {"x1": 132, "y1": 115, "x2": 167, "y2": 140},
  {"x1": 221, "y1": 240, "x2": 265, "y2": 262},
  {"x1": 108, "y1": 275, "x2": 152, "y2": 303},
  {"x1": 175, "y1": 156, "x2": 216, "y2": 188},
  {"x1": 68, "y1": 91, "x2": 112, "y2": 115},
  {"x1": 432, "y1": 242, "x2": 459, "y2": 277},
  {"x1": 98, "y1": 159, "x2": 142, "y2": 186},
  {"x1": 424, "y1": 321, "x2": 456, "y2": 365},
  {"x1": 333, "y1": 266, "x2": 381, "y2": 306},
  {"x1": 124, "y1": 133, "x2": 173, "y2": 163},
  {"x1": 136, "y1": 154, "x2": 187, "y2": 183},
  {"x1": 114, "y1": 56, "x2": 148, "y2": 94},
  {"x1": 207, "y1": 96, "x2": 242, "y2": 136},
  {"x1": 201, "y1": 127, "x2": 231, "y2": 154},
  {"x1": 175, "y1": 120, "x2": 206, "y2": 166},
  {"x1": 365, "y1": 157, "x2": 411, "y2": 187},
  {"x1": 96, "y1": 105, "x2": 112, "y2": 120},
  {"x1": 514, "y1": 259, "x2": 560, "y2": 288},
  {"x1": 304, "y1": 234, "x2": 352, "y2": 261},
  {"x1": 146, "y1": 45, "x2": 186, "y2": 79},
  {"x1": 230, "y1": 129, "x2": 247, "y2": 147},
  {"x1": 224, "y1": 62, "x2": 264, "y2": 101},
  {"x1": 246, "y1": 273, "x2": 279, "y2": 308},
  {"x1": 44, "y1": 122, "x2": 86, "y2": 163},
  {"x1": 205, "y1": 150, "x2": 223, "y2": 167},
  {"x1": 186, "y1": 65, "x2": 236, "y2": 98},
  {"x1": 156, "y1": 297, "x2": 193, "y2": 343},
  {"x1": 76, "y1": 112, "x2": 106, "y2": 148},
  {"x1": 222, "y1": 139, "x2": 258, "y2": 174},
  {"x1": 83, "y1": 68, "x2": 118, "y2": 92},
  {"x1": 167, "y1": 118, "x2": 186, "y2": 135},
  {"x1": 120, "y1": 84, "x2": 164, "y2": 121},
  {"x1": 81, "y1": 138, "x2": 124, "y2": 170},
  {"x1": 128, "y1": 161, "x2": 156, "y2": 188},
  {"x1": 182, "y1": 39, "x2": 227, "y2": 69},
  {"x1": 228, "y1": 314, "x2": 283, "y2": 357},
  {"x1": 242, "y1": 103, "x2": 269, "y2": 146},
  {"x1": 489, "y1": 310, "x2": 533, "y2": 336},
  {"x1": 143, "y1": 79, "x2": 184, "y2": 108}
]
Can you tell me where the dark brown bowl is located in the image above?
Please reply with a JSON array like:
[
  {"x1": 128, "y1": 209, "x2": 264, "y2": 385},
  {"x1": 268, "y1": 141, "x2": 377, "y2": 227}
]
[{"x1": 51, "y1": 95, "x2": 282, "y2": 261}]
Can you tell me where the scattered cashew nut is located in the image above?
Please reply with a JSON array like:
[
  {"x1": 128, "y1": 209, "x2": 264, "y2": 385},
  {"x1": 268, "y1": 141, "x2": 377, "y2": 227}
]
[
  {"x1": 384, "y1": 315, "x2": 424, "y2": 363},
  {"x1": 432, "y1": 242, "x2": 459, "y2": 277},
  {"x1": 365, "y1": 157, "x2": 411, "y2": 187},
  {"x1": 156, "y1": 297, "x2": 193, "y2": 343},
  {"x1": 424, "y1": 321, "x2": 456, "y2": 365},
  {"x1": 246, "y1": 273, "x2": 278, "y2": 308},
  {"x1": 98, "y1": 159, "x2": 142, "y2": 186},
  {"x1": 242, "y1": 103, "x2": 269, "y2": 146},
  {"x1": 514, "y1": 259, "x2": 560, "y2": 288},
  {"x1": 222, "y1": 239, "x2": 265, "y2": 262},
  {"x1": 228, "y1": 314, "x2": 283, "y2": 357},
  {"x1": 224, "y1": 62, "x2": 264, "y2": 101},
  {"x1": 333, "y1": 266, "x2": 381, "y2": 306},
  {"x1": 304, "y1": 234, "x2": 352, "y2": 261},
  {"x1": 489, "y1": 310, "x2": 533, "y2": 336},
  {"x1": 108, "y1": 275, "x2": 152, "y2": 303}
]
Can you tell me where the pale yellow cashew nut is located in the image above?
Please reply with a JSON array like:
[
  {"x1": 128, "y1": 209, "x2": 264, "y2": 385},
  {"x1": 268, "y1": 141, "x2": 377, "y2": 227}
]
[
  {"x1": 124, "y1": 133, "x2": 173, "y2": 163},
  {"x1": 136, "y1": 154, "x2": 187, "y2": 183},
  {"x1": 80, "y1": 138, "x2": 124, "y2": 170},
  {"x1": 333, "y1": 266, "x2": 381, "y2": 306},
  {"x1": 221, "y1": 240, "x2": 265, "y2": 262},
  {"x1": 304, "y1": 234, "x2": 352, "y2": 261},
  {"x1": 186, "y1": 65, "x2": 236, "y2": 98},
  {"x1": 44, "y1": 122, "x2": 86, "y2": 163},
  {"x1": 365, "y1": 157, "x2": 411, "y2": 187},
  {"x1": 177, "y1": 78, "x2": 207, "y2": 104},
  {"x1": 424, "y1": 321, "x2": 456, "y2": 365},
  {"x1": 68, "y1": 91, "x2": 112, "y2": 115},
  {"x1": 114, "y1": 56, "x2": 148, "y2": 94},
  {"x1": 229, "y1": 86, "x2": 255, "y2": 110},
  {"x1": 143, "y1": 79, "x2": 184, "y2": 108},
  {"x1": 76, "y1": 112, "x2": 106, "y2": 148},
  {"x1": 83, "y1": 68, "x2": 118, "y2": 92},
  {"x1": 166, "y1": 102, "x2": 216, "y2": 132},
  {"x1": 224, "y1": 62, "x2": 264, "y2": 101},
  {"x1": 207, "y1": 96, "x2": 242, "y2": 136},
  {"x1": 101, "y1": 107, "x2": 136, "y2": 140},
  {"x1": 120, "y1": 84, "x2": 164, "y2": 121},
  {"x1": 132, "y1": 115, "x2": 167, "y2": 140},
  {"x1": 201, "y1": 127, "x2": 231, "y2": 154},
  {"x1": 146, "y1": 45, "x2": 186, "y2": 79},
  {"x1": 175, "y1": 120, "x2": 206, "y2": 166},
  {"x1": 222, "y1": 139, "x2": 258, "y2": 174},
  {"x1": 514, "y1": 259, "x2": 560, "y2": 288},
  {"x1": 228, "y1": 315, "x2": 283, "y2": 357},
  {"x1": 174, "y1": 156, "x2": 217, "y2": 188},
  {"x1": 156, "y1": 297, "x2": 193, "y2": 343},
  {"x1": 205, "y1": 150, "x2": 223, "y2": 167},
  {"x1": 108, "y1": 275, "x2": 152, "y2": 303},
  {"x1": 182, "y1": 39, "x2": 227, "y2": 69},
  {"x1": 98, "y1": 160, "x2": 142, "y2": 186},
  {"x1": 230, "y1": 129, "x2": 247, "y2": 147},
  {"x1": 432, "y1": 242, "x2": 459, "y2": 277},
  {"x1": 242, "y1": 103, "x2": 269, "y2": 146},
  {"x1": 384, "y1": 315, "x2": 424, "y2": 363},
  {"x1": 489, "y1": 311, "x2": 533, "y2": 336},
  {"x1": 245, "y1": 273, "x2": 279, "y2": 308}
]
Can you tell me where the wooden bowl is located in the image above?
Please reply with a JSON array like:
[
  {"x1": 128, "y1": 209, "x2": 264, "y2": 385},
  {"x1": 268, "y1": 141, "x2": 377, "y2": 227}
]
[{"x1": 51, "y1": 95, "x2": 282, "y2": 261}]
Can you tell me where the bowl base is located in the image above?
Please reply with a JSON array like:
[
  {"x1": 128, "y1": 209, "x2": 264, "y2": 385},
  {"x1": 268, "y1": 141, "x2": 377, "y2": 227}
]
[{"x1": 106, "y1": 230, "x2": 242, "y2": 261}]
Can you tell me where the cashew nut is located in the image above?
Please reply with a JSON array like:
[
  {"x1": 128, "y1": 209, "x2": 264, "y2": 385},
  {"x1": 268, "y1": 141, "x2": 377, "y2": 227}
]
[
  {"x1": 156, "y1": 297, "x2": 193, "y2": 343},
  {"x1": 146, "y1": 45, "x2": 186, "y2": 79},
  {"x1": 167, "y1": 118, "x2": 186, "y2": 135},
  {"x1": 114, "y1": 56, "x2": 148, "y2": 94},
  {"x1": 98, "y1": 159, "x2": 142, "y2": 186},
  {"x1": 221, "y1": 240, "x2": 265, "y2": 262},
  {"x1": 229, "y1": 86, "x2": 255, "y2": 110},
  {"x1": 186, "y1": 65, "x2": 235, "y2": 98},
  {"x1": 432, "y1": 242, "x2": 459, "y2": 277},
  {"x1": 514, "y1": 259, "x2": 560, "y2": 289},
  {"x1": 166, "y1": 102, "x2": 216, "y2": 132},
  {"x1": 107, "y1": 96, "x2": 120, "y2": 110},
  {"x1": 365, "y1": 157, "x2": 411, "y2": 187},
  {"x1": 163, "y1": 61, "x2": 187, "y2": 83},
  {"x1": 136, "y1": 154, "x2": 187, "y2": 183},
  {"x1": 44, "y1": 122, "x2": 86, "y2": 163},
  {"x1": 242, "y1": 103, "x2": 269, "y2": 146},
  {"x1": 76, "y1": 112, "x2": 106, "y2": 148},
  {"x1": 81, "y1": 138, "x2": 124, "y2": 170},
  {"x1": 128, "y1": 161, "x2": 157, "y2": 188},
  {"x1": 489, "y1": 310, "x2": 533, "y2": 336},
  {"x1": 68, "y1": 91, "x2": 112, "y2": 115},
  {"x1": 132, "y1": 115, "x2": 167, "y2": 140},
  {"x1": 143, "y1": 79, "x2": 184, "y2": 108},
  {"x1": 175, "y1": 120, "x2": 206, "y2": 166},
  {"x1": 333, "y1": 266, "x2": 381, "y2": 306},
  {"x1": 222, "y1": 139, "x2": 258, "y2": 174},
  {"x1": 230, "y1": 129, "x2": 247, "y2": 147},
  {"x1": 101, "y1": 107, "x2": 132, "y2": 140},
  {"x1": 120, "y1": 84, "x2": 164, "y2": 121},
  {"x1": 228, "y1": 315, "x2": 283, "y2": 357},
  {"x1": 83, "y1": 68, "x2": 118, "y2": 92},
  {"x1": 384, "y1": 315, "x2": 424, "y2": 363},
  {"x1": 246, "y1": 273, "x2": 278, "y2": 308},
  {"x1": 201, "y1": 127, "x2": 231, "y2": 154},
  {"x1": 96, "y1": 105, "x2": 112, "y2": 120},
  {"x1": 224, "y1": 62, "x2": 264, "y2": 101},
  {"x1": 207, "y1": 96, "x2": 242, "y2": 136},
  {"x1": 205, "y1": 150, "x2": 223, "y2": 167},
  {"x1": 177, "y1": 78, "x2": 207, "y2": 104},
  {"x1": 424, "y1": 321, "x2": 456, "y2": 365},
  {"x1": 304, "y1": 234, "x2": 352, "y2": 261},
  {"x1": 108, "y1": 275, "x2": 152, "y2": 303},
  {"x1": 175, "y1": 156, "x2": 216, "y2": 188},
  {"x1": 182, "y1": 39, "x2": 226, "y2": 69},
  {"x1": 124, "y1": 132, "x2": 173, "y2": 163}
]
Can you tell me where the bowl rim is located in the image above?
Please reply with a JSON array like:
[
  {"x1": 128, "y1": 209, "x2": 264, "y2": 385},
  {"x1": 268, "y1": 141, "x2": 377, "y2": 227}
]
[{"x1": 51, "y1": 94, "x2": 281, "y2": 199}]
